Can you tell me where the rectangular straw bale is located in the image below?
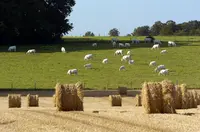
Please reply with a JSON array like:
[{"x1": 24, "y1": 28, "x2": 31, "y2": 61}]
[
  {"x1": 109, "y1": 95, "x2": 122, "y2": 106},
  {"x1": 180, "y1": 84, "x2": 189, "y2": 109},
  {"x1": 8, "y1": 94, "x2": 21, "y2": 108},
  {"x1": 118, "y1": 87, "x2": 127, "y2": 95},
  {"x1": 141, "y1": 82, "x2": 163, "y2": 114},
  {"x1": 192, "y1": 90, "x2": 198, "y2": 108},
  {"x1": 27, "y1": 94, "x2": 39, "y2": 107},
  {"x1": 135, "y1": 94, "x2": 142, "y2": 106},
  {"x1": 163, "y1": 94, "x2": 176, "y2": 114},
  {"x1": 174, "y1": 85, "x2": 182, "y2": 109}
]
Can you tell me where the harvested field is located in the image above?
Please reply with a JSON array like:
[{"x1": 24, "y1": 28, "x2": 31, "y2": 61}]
[{"x1": 0, "y1": 97, "x2": 200, "y2": 132}]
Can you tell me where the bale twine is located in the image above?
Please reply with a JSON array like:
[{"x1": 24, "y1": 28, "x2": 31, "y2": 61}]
[
  {"x1": 109, "y1": 95, "x2": 122, "y2": 106},
  {"x1": 75, "y1": 81, "x2": 84, "y2": 111},
  {"x1": 163, "y1": 94, "x2": 176, "y2": 114},
  {"x1": 135, "y1": 94, "x2": 142, "y2": 106},
  {"x1": 118, "y1": 87, "x2": 127, "y2": 95},
  {"x1": 141, "y1": 82, "x2": 163, "y2": 114},
  {"x1": 8, "y1": 94, "x2": 21, "y2": 108},
  {"x1": 192, "y1": 90, "x2": 198, "y2": 108},
  {"x1": 174, "y1": 85, "x2": 182, "y2": 109},
  {"x1": 27, "y1": 94, "x2": 39, "y2": 107},
  {"x1": 180, "y1": 84, "x2": 189, "y2": 109}
]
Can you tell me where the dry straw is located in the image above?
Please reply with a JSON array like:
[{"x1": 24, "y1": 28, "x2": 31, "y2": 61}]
[
  {"x1": 109, "y1": 95, "x2": 122, "y2": 106},
  {"x1": 192, "y1": 90, "x2": 198, "y2": 108},
  {"x1": 118, "y1": 87, "x2": 127, "y2": 95},
  {"x1": 135, "y1": 94, "x2": 142, "y2": 106},
  {"x1": 174, "y1": 85, "x2": 182, "y2": 109},
  {"x1": 55, "y1": 82, "x2": 84, "y2": 111},
  {"x1": 27, "y1": 94, "x2": 39, "y2": 107},
  {"x1": 53, "y1": 94, "x2": 56, "y2": 107},
  {"x1": 141, "y1": 82, "x2": 163, "y2": 114},
  {"x1": 180, "y1": 84, "x2": 189, "y2": 109},
  {"x1": 198, "y1": 94, "x2": 200, "y2": 105},
  {"x1": 8, "y1": 94, "x2": 21, "y2": 108},
  {"x1": 163, "y1": 94, "x2": 176, "y2": 114}
]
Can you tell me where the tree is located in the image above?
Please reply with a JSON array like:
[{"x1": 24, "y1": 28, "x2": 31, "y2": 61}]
[
  {"x1": 150, "y1": 21, "x2": 163, "y2": 36},
  {"x1": 133, "y1": 26, "x2": 150, "y2": 36},
  {"x1": 84, "y1": 31, "x2": 95, "y2": 37},
  {"x1": 0, "y1": 0, "x2": 76, "y2": 44},
  {"x1": 126, "y1": 34, "x2": 132, "y2": 36},
  {"x1": 108, "y1": 28, "x2": 120, "y2": 36}
]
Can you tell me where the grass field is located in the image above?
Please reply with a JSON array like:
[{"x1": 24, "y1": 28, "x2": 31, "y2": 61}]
[{"x1": 0, "y1": 36, "x2": 200, "y2": 89}]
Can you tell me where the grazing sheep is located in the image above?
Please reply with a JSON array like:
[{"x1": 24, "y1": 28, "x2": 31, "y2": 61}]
[
  {"x1": 119, "y1": 43, "x2": 125, "y2": 48},
  {"x1": 111, "y1": 38, "x2": 118, "y2": 43},
  {"x1": 132, "y1": 39, "x2": 140, "y2": 44},
  {"x1": 114, "y1": 50, "x2": 123, "y2": 56},
  {"x1": 8, "y1": 46, "x2": 16, "y2": 52},
  {"x1": 92, "y1": 43, "x2": 97, "y2": 47},
  {"x1": 119, "y1": 65, "x2": 125, "y2": 71},
  {"x1": 151, "y1": 44, "x2": 160, "y2": 50},
  {"x1": 125, "y1": 43, "x2": 131, "y2": 48},
  {"x1": 149, "y1": 61, "x2": 156, "y2": 66},
  {"x1": 144, "y1": 38, "x2": 152, "y2": 43},
  {"x1": 67, "y1": 69, "x2": 78, "y2": 75},
  {"x1": 168, "y1": 41, "x2": 176, "y2": 47},
  {"x1": 112, "y1": 42, "x2": 117, "y2": 47},
  {"x1": 26, "y1": 49, "x2": 36, "y2": 54},
  {"x1": 61, "y1": 47, "x2": 66, "y2": 53},
  {"x1": 154, "y1": 40, "x2": 162, "y2": 45},
  {"x1": 160, "y1": 50, "x2": 167, "y2": 54},
  {"x1": 84, "y1": 63, "x2": 92, "y2": 69},
  {"x1": 84, "y1": 54, "x2": 93, "y2": 60},
  {"x1": 158, "y1": 69, "x2": 169, "y2": 76},
  {"x1": 128, "y1": 60, "x2": 134, "y2": 64},
  {"x1": 154, "y1": 65, "x2": 165, "y2": 72},
  {"x1": 121, "y1": 55, "x2": 131, "y2": 62},
  {"x1": 127, "y1": 50, "x2": 131, "y2": 55},
  {"x1": 102, "y1": 58, "x2": 108, "y2": 64}
]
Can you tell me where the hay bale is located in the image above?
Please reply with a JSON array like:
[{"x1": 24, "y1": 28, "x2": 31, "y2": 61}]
[
  {"x1": 163, "y1": 94, "x2": 176, "y2": 114},
  {"x1": 27, "y1": 94, "x2": 39, "y2": 107},
  {"x1": 192, "y1": 90, "x2": 198, "y2": 108},
  {"x1": 161, "y1": 80, "x2": 176, "y2": 97},
  {"x1": 180, "y1": 84, "x2": 189, "y2": 109},
  {"x1": 187, "y1": 92, "x2": 194, "y2": 108},
  {"x1": 118, "y1": 87, "x2": 127, "y2": 95},
  {"x1": 174, "y1": 85, "x2": 182, "y2": 109},
  {"x1": 135, "y1": 94, "x2": 142, "y2": 106},
  {"x1": 109, "y1": 95, "x2": 122, "y2": 106},
  {"x1": 53, "y1": 94, "x2": 56, "y2": 107},
  {"x1": 75, "y1": 81, "x2": 84, "y2": 111},
  {"x1": 55, "y1": 82, "x2": 84, "y2": 111},
  {"x1": 8, "y1": 94, "x2": 21, "y2": 108},
  {"x1": 141, "y1": 82, "x2": 163, "y2": 114}
]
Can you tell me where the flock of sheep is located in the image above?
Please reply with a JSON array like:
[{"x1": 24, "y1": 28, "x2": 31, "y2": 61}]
[{"x1": 7, "y1": 38, "x2": 177, "y2": 76}]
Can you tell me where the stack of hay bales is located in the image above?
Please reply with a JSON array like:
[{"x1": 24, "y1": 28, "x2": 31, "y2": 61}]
[
  {"x1": 135, "y1": 94, "x2": 142, "y2": 106},
  {"x1": 180, "y1": 84, "x2": 189, "y2": 109},
  {"x1": 55, "y1": 81, "x2": 84, "y2": 111},
  {"x1": 27, "y1": 94, "x2": 39, "y2": 107},
  {"x1": 118, "y1": 87, "x2": 127, "y2": 96},
  {"x1": 174, "y1": 85, "x2": 182, "y2": 109},
  {"x1": 8, "y1": 94, "x2": 21, "y2": 108},
  {"x1": 109, "y1": 95, "x2": 122, "y2": 106}
]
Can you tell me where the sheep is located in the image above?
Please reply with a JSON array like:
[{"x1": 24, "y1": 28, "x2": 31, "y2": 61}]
[
  {"x1": 154, "y1": 65, "x2": 165, "y2": 72},
  {"x1": 114, "y1": 50, "x2": 123, "y2": 56},
  {"x1": 121, "y1": 55, "x2": 131, "y2": 62},
  {"x1": 128, "y1": 60, "x2": 134, "y2": 64},
  {"x1": 92, "y1": 43, "x2": 97, "y2": 47},
  {"x1": 149, "y1": 61, "x2": 156, "y2": 66},
  {"x1": 111, "y1": 38, "x2": 118, "y2": 43},
  {"x1": 127, "y1": 50, "x2": 131, "y2": 55},
  {"x1": 67, "y1": 69, "x2": 78, "y2": 75},
  {"x1": 112, "y1": 42, "x2": 117, "y2": 47},
  {"x1": 158, "y1": 69, "x2": 169, "y2": 76},
  {"x1": 160, "y1": 50, "x2": 167, "y2": 54},
  {"x1": 84, "y1": 54, "x2": 93, "y2": 60},
  {"x1": 8, "y1": 46, "x2": 16, "y2": 52},
  {"x1": 61, "y1": 47, "x2": 66, "y2": 53},
  {"x1": 168, "y1": 41, "x2": 176, "y2": 47},
  {"x1": 125, "y1": 43, "x2": 131, "y2": 48},
  {"x1": 144, "y1": 38, "x2": 152, "y2": 43},
  {"x1": 26, "y1": 49, "x2": 36, "y2": 54},
  {"x1": 151, "y1": 44, "x2": 160, "y2": 50},
  {"x1": 132, "y1": 39, "x2": 140, "y2": 44},
  {"x1": 119, "y1": 43, "x2": 125, "y2": 48},
  {"x1": 102, "y1": 58, "x2": 108, "y2": 64},
  {"x1": 119, "y1": 65, "x2": 125, "y2": 71},
  {"x1": 84, "y1": 63, "x2": 92, "y2": 69},
  {"x1": 154, "y1": 40, "x2": 162, "y2": 45}
]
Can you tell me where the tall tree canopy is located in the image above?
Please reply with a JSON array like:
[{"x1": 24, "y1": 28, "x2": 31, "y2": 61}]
[
  {"x1": 0, "y1": 0, "x2": 75, "y2": 44},
  {"x1": 108, "y1": 28, "x2": 120, "y2": 36},
  {"x1": 84, "y1": 31, "x2": 95, "y2": 37}
]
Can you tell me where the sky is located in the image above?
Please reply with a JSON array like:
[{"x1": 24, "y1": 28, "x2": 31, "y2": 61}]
[{"x1": 67, "y1": 0, "x2": 199, "y2": 36}]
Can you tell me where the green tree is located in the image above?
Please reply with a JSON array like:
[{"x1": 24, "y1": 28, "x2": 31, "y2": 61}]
[
  {"x1": 84, "y1": 31, "x2": 95, "y2": 36},
  {"x1": 108, "y1": 28, "x2": 120, "y2": 36},
  {"x1": 133, "y1": 26, "x2": 150, "y2": 36},
  {"x1": 150, "y1": 21, "x2": 163, "y2": 36}
]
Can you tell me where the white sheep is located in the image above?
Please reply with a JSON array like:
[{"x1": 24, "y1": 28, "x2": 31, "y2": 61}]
[
  {"x1": 84, "y1": 63, "x2": 92, "y2": 69},
  {"x1": 119, "y1": 43, "x2": 125, "y2": 48},
  {"x1": 114, "y1": 50, "x2": 123, "y2": 56},
  {"x1": 149, "y1": 61, "x2": 156, "y2": 66},
  {"x1": 158, "y1": 69, "x2": 169, "y2": 76},
  {"x1": 92, "y1": 43, "x2": 97, "y2": 47},
  {"x1": 144, "y1": 38, "x2": 152, "y2": 43},
  {"x1": 84, "y1": 54, "x2": 93, "y2": 60},
  {"x1": 26, "y1": 49, "x2": 36, "y2": 54},
  {"x1": 128, "y1": 60, "x2": 134, "y2": 64},
  {"x1": 151, "y1": 44, "x2": 160, "y2": 50},
  {"x1": 112, "y1": 42, "x2": 117, "y2": 47},
  {"x1": 67, "y1": 69, "x2": 78, "y2": 75},
  {"x1": 154, "y1": 40, "x2": 162, "y2": 45},
  {"x1": 160, "y1": 50, "x2": 167, "y2": 54},
  {"x1": 168, "y1": 41, "x2": 176, "y2": 47},
  {"x1": 102, "y1": 58, "x2": 108, "y2": 64},
  {"x1": 119, "y1": 65, "x2": 125, "y2": 71},
  {"x1": 111, "y1": 38, "x2": 118, "y2": 43},
  {"x1": 132, "y1": 39, "x2": 140, "y2": 44},
  {"x1": 127, "y1": 50, "x2": 131, "y2": 55},
  {"x1": 121, "y1": 55, "x2": 131, "y2": 62},
  {"x1": 154, "y1": 65, "x2": 165, "y2": 72},
  {"x1": 61, "y1": 47, "x2": 66, "y2": 53},
  {"x1": 125, "y1": 43, "x2": 131, "y2": 48},
  {"x1": 8, "y1": 46, "x2": 16, "y2": 52}
]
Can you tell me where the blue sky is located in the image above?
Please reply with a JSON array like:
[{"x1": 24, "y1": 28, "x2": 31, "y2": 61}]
[{"x1": 67, "y1": 0, "x2": 199, "y2": 36}]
